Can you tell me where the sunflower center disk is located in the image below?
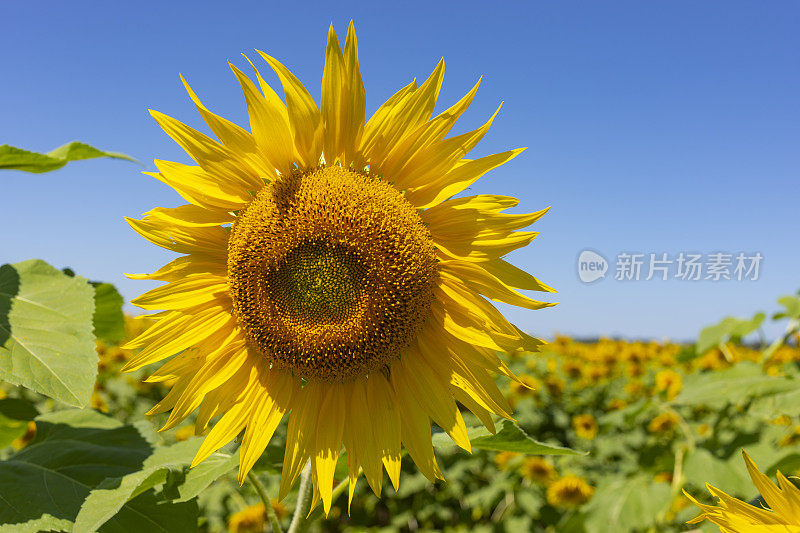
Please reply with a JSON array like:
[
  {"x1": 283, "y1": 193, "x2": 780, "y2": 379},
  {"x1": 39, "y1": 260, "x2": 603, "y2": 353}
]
[{"x1": 227, "y1": 166, "x2": 438, "y2": 381}]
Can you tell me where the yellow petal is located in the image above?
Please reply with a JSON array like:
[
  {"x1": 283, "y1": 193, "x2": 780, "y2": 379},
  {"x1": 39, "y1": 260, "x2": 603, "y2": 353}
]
[
  {"x1": 130, "y1": 275, "x2": 229, "y2": 311},
  {"x1": 149, "y1": 160, "x2": 251, "y2": 211},
  {"x1": 256, "y1": 51, "x2": 323, "y2": 168},
  {"x1": 126, "y1": 254, "x2": 227, "y2": 282},
  {"x1": 397, "y1": 103, "x2": 502, "y2": 190},
  {"x1": 366, "y1": 374, "x2": 402, "y2": 492},
  {"x1": 238, "y1": 371, "x2": 296, "y2": 483},
  {"x1": 126, "y1": 216, "x2": 228, "y2": 256},
  {"x1": 191, "y1": 367, "x2": 260, "y2": 467},
  {"x1": 392, "y1": 371, "x2": 444, "y2": 482},
  {"x1": 144, "y1": 204, "x2": 234, "y2": 227},
  {"x1": 149, "y1": 110, "x2": 262, "y2": 190},
  {"x1": 406, "y1": 148, "x2": 525, "y2": 208},
  {"x1": 179, "y1": 74, "x2": 273, "y2": 177},
  {"x1": 229, "y1": 62, "x2": 294, "y2": 175},
  {"x1": 397, "y1": 348, "x2": 471, "y2": 452},
  {"x1": 279, "y1": 382, "x2": 324, "y2": 500},
  {"x1": 381, "y1": 76, "x2": 480, "y2": 187},
  {"x1": 314, "y1": 385, "x2": 346, "y2": 514},
  {"x1": 440, "y1": 260, "x2": 554, "y2": 310}
]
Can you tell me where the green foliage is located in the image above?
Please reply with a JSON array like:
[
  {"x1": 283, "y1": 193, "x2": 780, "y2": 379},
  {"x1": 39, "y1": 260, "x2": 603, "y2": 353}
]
[
  {"x1": 0, "y1": 260, "x2": 97, "y2": 407},
  {"x1": 0, "y1": 142, "x2": 137, "y2": 173},
  {"x1": 0, "y1": 398, "x2": 37, "y2": 448},
  {"x1": 696, "y1": 312, "x2": 765, "y2": 354},
  {"x1": 581, "y1": 474, "x2": 671, "y2": 533},
  {"x1": 1, "y1": 270, "x2": 798, "y2": 532},
  {"x1": 92, "y1": 283, "x2": 126, "y2": 343},
  {"x1": 673, "y1": 361, "x2": 796, "y2": 408},
  {"x1": 433, "y1": 420, "x2": 585, "y2": 455},
  {"x1": 774, "y1": 293, "x2": 800, "y2": 320},
  {"x1": 0, "y1": 409, "x2": 209, "y2": 532}
]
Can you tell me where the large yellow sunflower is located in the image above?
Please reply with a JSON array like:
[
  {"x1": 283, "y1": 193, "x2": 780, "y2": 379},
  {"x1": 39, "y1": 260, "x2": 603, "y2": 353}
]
[{"x1": 125, "y1": 22, "x2": 554, "y2": 514}]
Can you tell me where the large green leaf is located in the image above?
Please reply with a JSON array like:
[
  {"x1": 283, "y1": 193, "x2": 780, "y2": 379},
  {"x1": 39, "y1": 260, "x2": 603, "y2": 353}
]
[
  {"x1": 773, "y1": 294, "x2": 800, "y2": 320},
  {"x1": 696, "y1": 313, "x2": 765, "y2": 354},
  {"x1": 581, "y1": 474, "x2": 671, "y2": 533},
  {"x1": 0, "y1": 260, "x2": 97, "y2": 407},
  {"x1": 683, "y1": 448, "x2": 754, "y2": 497},
  {"x1": 672, "y1": 362, "x2": 796, "y2": 408},
  {"x1": 74, "y1": 438, "x2": 237, "y2": 532},
  {"x1": 0, "y1": 398, "x2": 38, "y2": 448},
  {"x1": 432, "y1": 420, "x2": 584, "y2": 455},
  {"x1": 749, "y1": 388, "x2": 800, "y2": 419},
  {"x1": 92, "y1": 283, "x2": 126, "y2": 344},
  {"x1": 0, "y1": 142, "x2": 138, "y2": 173},
  {"x1": 0, "y1": 409, "x2": 199, "y2": 532}
]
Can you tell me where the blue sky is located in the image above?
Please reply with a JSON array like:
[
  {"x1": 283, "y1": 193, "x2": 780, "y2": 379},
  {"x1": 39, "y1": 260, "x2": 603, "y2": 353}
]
[{"x1": 2, "y1": 1, "x2": 798, "y2": 341}]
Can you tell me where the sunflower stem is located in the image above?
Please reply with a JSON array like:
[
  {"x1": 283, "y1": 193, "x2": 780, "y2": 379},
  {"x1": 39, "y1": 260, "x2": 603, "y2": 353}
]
[
  {"x1": 247, "y1": 470, "x2": 284, "y2": 533},
  {"x1": 287, "y1": 462, "x2": 315, "y2": 533}
]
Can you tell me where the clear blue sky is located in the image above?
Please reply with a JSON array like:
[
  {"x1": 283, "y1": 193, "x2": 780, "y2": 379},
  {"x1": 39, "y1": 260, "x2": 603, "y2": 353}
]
[{"x1": 2, "y1": 1, "x2": 798, "y2": 341}]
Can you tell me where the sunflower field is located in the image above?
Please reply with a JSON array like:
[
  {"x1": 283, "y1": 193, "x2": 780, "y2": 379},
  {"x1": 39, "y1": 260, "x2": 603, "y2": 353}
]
[
  {"x1": 3, "y1": 21, "x2": 800, "y2": 533},
  {"x1": 1, "y1": 253, "x2": 799, "y2": 531}
]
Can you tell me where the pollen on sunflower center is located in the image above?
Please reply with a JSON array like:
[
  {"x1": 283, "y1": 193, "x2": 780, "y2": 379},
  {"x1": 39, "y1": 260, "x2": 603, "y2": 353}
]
[{"x1": 227, "y1": 165, "x2": 439, "y2": 381}]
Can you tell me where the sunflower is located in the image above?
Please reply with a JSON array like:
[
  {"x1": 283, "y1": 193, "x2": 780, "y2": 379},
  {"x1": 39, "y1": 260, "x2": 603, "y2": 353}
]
[
  {"x1": 685, "y1": 451, "x2": 800, "y2": 532},
  {"x1": 125, "y1": 22, "x2": 553, "y2": 513},
  {"x1": 546, "y1": 475, "x2": 594, "y2": 508},
  {"x1": 572, "y1": 414, "x2": 598, "y2": 440},
  {"x1": 519, "y1": 457, "x2": 557, "y2": 484}
]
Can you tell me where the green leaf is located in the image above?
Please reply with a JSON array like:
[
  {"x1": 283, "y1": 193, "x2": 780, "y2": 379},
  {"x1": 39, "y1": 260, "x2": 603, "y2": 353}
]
[
  {"x1": 672, "y1": 362, "x2": 796, "y2": 408},
  {"x1": 432, "y1": 420, "x2": 584, "y2": 455},
  {"x1": 74, "y1": 438, "x2": 234, "y2": 531},
  {"x1": 749, "y1": 387, "x2": 800, "y2": 419},
  {"x1": 0, "y1": 142, "x2": 138, "y2": 173},
  {"x1": 0, "y1": 409, "x2": 199, "y2": 533},
  {"x1": 0, "y1": 398, "x2": 38, "y2": 448},
  {"x1": 773, "y1": 294, "x2": 800, "y2": 320},
  {"x1": 696, "y1": 313, "x2": 765, "y2": 354},
  {"x1": 581, "y1": 474, "x2": 671, "y2": 533},
  {"x1": 0, "y1": 259, "x2": 97, "y2": 407},
  {"x1": 92, "y1": 283, "x2": 126, "y2": 343},
  {"x1": 683, "y1": 448, "x2": 754, "y2": 497}
]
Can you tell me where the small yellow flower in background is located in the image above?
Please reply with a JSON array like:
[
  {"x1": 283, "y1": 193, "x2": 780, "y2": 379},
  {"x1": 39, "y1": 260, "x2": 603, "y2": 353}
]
[
  {"x1": 648, "y1": 412, "x2": 680, "y2": 434},
  {"x1": 174, "y1": 425, "x2": 196, "y2": 442},
  {"x1": 606, "y1": 398, "x2": 627, "y2": 411},
  {"x1": 520, "y1": 457, "x2": 557, "y2": 484},
  {"x1": 771, "y1": 415, "x2": 793, "y2": 426},
  {"x1": 625, "y1": 362, "x2": 646, "y2": 378},
  {"x1": 90, "y1": 391, "x2": 109, "y2": 413},
  {"x1": 572, "y1": 414, "x2": 598, "y2": 440},
  {"x1": 654, "y1": 471, "x2": 674, "y2": 483},
  {"x1": 778, "y1": 425, "x2": 800, "y2": 448},
  {"x1": 625, "y1": 380, "x2": 646, "y2": 398},
  {"x1": 509, "y1": 374, "x2": 540, "y2": 397},
  {"x1": 545, "y1": 376, "x2": 566, "y2": 398},
  {"x1": 654, "y1": 369, "x2": 682, "y2": 400},
  {"x1": 697, "y1": 423, "x2": 712, "y2": 437},
  {"x1": 494, "y1": 451, "x2": 520, "y2": 471},
  {"x1": 562, "y1": 360, "x2": 583, "y2": 378},
  {"x1": 686, "y1": 451, "x2": 800, "y2": 532},
  {"x1": 228, "y1": 503, "x2": 266, "y2": 533},
  {"x1": 546, "y1": 475, "x2": 594, "y2": 508},
  {"x1": 11, "y1": 421, "x2": 36, "y2": 450}
]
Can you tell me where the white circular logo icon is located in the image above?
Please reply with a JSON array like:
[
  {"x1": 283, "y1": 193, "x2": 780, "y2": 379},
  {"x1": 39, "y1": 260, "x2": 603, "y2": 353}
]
[{"x1": 577, "y1": 250, "x2": 608, "y2": 283}]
